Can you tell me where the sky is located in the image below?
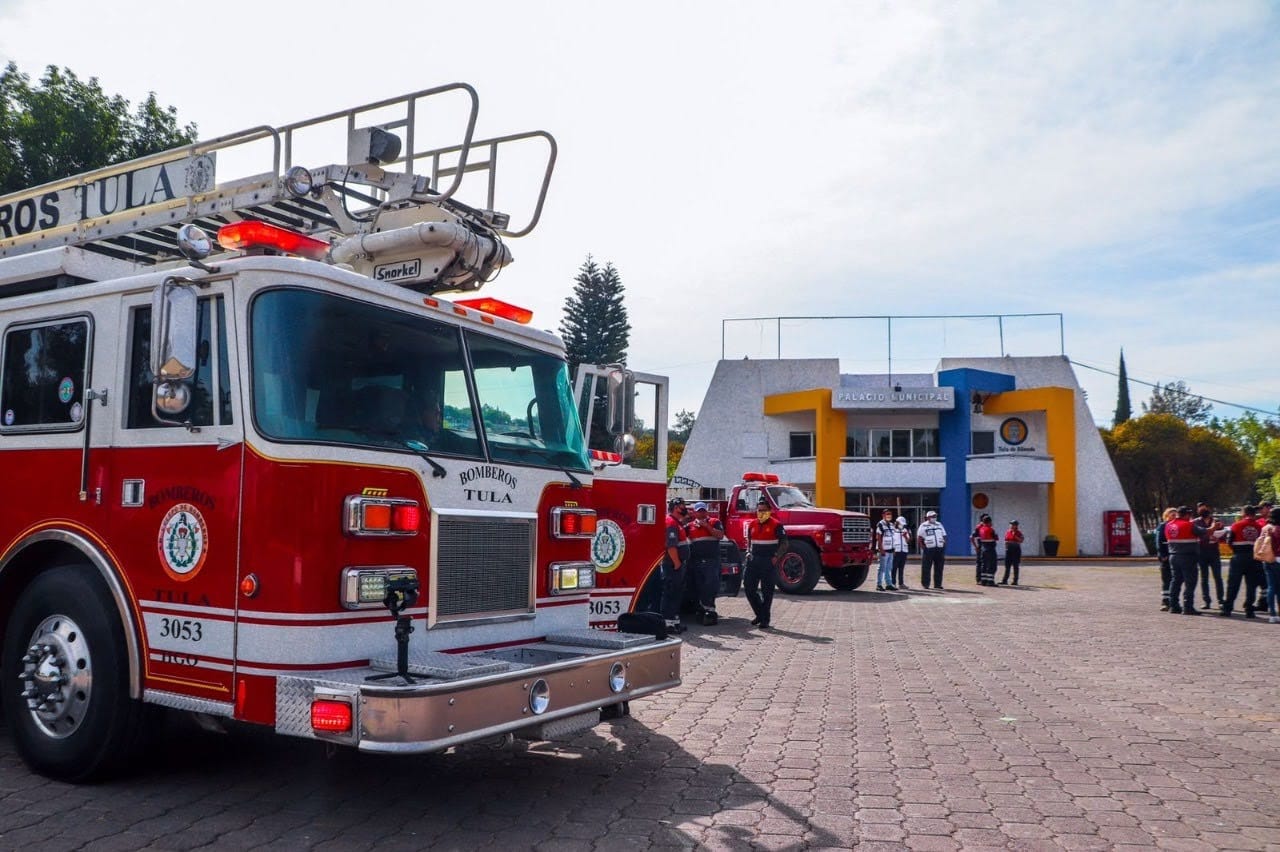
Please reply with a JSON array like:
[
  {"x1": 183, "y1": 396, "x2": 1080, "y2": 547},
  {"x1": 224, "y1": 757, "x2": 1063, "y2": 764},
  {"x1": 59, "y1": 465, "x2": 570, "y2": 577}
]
[{"x1": 2, "y1": 1, "x2": 1277, "y2": 427}]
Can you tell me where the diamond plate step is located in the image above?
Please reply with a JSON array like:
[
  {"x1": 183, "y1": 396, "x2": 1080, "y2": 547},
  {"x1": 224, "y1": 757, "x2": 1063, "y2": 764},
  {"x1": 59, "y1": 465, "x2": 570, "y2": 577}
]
[
  {"x1": 369, "y1": 651, "x2": 510, "y2": 680},
  {"x1": 544, "y1": 629, "x2": 657, "y2": 650}
]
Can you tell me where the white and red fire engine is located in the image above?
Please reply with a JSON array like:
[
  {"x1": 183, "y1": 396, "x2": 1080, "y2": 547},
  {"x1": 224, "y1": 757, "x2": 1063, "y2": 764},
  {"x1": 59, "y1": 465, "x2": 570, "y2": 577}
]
[{"x1": 0, "y1": 85, "x2": 681, "y2": 781}]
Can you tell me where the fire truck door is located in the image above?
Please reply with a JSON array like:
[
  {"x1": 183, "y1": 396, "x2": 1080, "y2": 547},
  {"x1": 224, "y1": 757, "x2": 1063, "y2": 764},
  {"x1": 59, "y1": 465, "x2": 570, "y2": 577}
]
[{"x1": 106, "y1": 288, "x2": 243, "y2": 707}]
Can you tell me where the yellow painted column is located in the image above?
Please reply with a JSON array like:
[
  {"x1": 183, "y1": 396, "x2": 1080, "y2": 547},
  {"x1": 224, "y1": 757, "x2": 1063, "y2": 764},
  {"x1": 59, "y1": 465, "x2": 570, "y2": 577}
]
[
  {"x1": 763, "y1": 389, "x2": 847, "y2": 509},
  {"x1": 983, "y1": 388, "x2": 1076, "y2": 556}
]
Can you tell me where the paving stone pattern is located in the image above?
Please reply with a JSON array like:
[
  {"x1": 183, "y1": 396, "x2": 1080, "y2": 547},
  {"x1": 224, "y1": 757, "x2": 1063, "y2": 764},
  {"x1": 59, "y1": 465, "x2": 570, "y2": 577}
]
[{"x1": 1, "y1": 562, "x2": 1278, "y2": 850}]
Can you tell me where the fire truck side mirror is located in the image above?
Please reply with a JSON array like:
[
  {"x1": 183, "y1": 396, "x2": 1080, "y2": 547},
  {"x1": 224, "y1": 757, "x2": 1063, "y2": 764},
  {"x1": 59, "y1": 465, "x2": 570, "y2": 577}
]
[
  {"x1": 605, "y1": 368, "x2": 635, "y2": 438},
  {"x1": 152, "y1": 278, "x2": 200, "y2": 382}
]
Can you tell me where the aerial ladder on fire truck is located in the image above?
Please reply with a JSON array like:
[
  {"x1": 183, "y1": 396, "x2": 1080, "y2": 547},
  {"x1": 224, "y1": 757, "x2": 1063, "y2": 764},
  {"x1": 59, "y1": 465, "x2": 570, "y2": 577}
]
[{"x1": 0, "y1": 82, "x2": 555, "y2": 295}]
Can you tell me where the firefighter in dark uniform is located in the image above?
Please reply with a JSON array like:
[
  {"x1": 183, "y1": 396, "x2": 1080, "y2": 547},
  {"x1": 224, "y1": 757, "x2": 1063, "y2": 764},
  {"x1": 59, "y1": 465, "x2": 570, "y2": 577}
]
[
  {"x1": 1221, "y1": 506, "x2": 1263, "y2": 618},
  {"x1": 974, "y1": 514, "x2": 998, "y2": 586},
  {"x1": 1165, "y1": 505, "x2": 1202, "y2": 614},
  {"x1": 1000, "y1": 520, "x2": 1024, "y2": 585},
  {"x1": 744, "y1": 504, "x2": 787, "y2": 630},
  {"x1": 659, "y1": 498, "x2": 691, "y2": 634},
  {"x1": 1195, "y1": 504, "x2": 1225, "y2": 611},
  {"x1": 686, "y1": 501, "x2": 725, "y2": 626}
]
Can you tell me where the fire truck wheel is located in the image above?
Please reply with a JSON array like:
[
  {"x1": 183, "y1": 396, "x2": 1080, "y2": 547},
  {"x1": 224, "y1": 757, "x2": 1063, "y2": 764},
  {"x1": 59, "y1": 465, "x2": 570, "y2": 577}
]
[
  {"x1": 822, "y1": 565, "x2": 871, "y2": 591},
  {"x1": 774, "y1": 541, "x2": 822, "y2": 595},
  {"x1": 1, "y1": 565, "x2": 151, "y2": 782}
]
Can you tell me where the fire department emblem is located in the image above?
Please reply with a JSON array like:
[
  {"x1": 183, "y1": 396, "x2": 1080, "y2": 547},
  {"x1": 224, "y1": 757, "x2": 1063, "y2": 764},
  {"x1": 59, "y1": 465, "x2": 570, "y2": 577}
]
[
  {"x1": 158, "y1": 503, "x2": 209, "y2": 580},
  {"x1": 591, "y1": 519, "x2": 626, "y2": 574}
]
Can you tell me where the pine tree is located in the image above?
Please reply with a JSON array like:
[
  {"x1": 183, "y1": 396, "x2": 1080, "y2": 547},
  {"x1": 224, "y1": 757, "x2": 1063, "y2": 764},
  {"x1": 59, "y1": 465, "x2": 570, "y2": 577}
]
[
  {"x1": 1113, "y1": 349, "x2": 1131, "y2": 427},
  {"x1": 559, "y1": 255, "x2": 631, "y2": 373}
]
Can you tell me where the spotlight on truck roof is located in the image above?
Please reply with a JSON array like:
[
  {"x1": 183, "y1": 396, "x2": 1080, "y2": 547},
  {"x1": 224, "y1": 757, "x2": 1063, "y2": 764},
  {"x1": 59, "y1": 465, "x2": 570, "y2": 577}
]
[
  {"x1": 175, "y1": 224, "x2": 212, "y2": 262},
  {"x1": 283, "y1": 166, "x2": 314, "y2": 198}
]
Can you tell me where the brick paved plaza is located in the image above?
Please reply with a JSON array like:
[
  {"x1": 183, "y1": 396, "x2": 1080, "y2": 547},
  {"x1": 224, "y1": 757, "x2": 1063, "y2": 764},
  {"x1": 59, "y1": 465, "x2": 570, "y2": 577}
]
[{"x1": 2, "y1": 561, "x2": 1278, "y2": 850}]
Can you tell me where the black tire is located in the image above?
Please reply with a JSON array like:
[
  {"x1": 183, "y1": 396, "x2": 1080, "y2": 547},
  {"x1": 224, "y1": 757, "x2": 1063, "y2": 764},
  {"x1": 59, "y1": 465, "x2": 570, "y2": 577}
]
[
  {"x1": 775, "y1": 540, "x2": 822, "y2": 594},
  {"x1": 823, "y1": 564, "x2": 871, "y2": 591},
  {"x1": 2, "y1": 565, "x2": 151, "y2": 782},
  {"x1": 720, "y1": 574, "x2": 742, "y2": 597}
]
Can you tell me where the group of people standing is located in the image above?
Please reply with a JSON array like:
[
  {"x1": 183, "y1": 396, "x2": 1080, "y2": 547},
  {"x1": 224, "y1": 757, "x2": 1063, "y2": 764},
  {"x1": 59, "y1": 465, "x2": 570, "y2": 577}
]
[
  {"x1": 1157, "y1": 502, "x2": 1280, "y2": 621},
  {"x1": 659, "y1": 497, "x2": 789, "y2": 633},
  {"x1": 874, "y1": 509, "x2": 1025, "y2": 591}
]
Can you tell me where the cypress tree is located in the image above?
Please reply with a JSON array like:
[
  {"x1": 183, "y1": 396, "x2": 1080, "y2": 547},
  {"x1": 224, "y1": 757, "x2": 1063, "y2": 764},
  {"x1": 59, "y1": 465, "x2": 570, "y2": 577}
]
[
  {"x1": 1113, "y1": 349, "x2": 1132, "y2": 427},
  {"x1": 559, "y1": 255, "x2": 631, "y2": 374}
]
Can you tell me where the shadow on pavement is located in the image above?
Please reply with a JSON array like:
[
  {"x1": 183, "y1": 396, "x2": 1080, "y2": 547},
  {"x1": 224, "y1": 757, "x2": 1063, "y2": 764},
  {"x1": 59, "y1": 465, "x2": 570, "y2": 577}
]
[{"x1": 1, "y1": 701, "x2": 840, "y2": 849}]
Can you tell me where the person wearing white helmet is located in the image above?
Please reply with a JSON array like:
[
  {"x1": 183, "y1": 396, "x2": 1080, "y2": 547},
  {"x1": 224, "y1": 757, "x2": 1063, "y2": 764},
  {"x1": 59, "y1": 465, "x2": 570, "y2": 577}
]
[
  {"x1": 892, "y1": 515, "x2": 912, "y2": 589},
  {"x1": 917, "y1": 510, "x2": 947, "y2": 589}
]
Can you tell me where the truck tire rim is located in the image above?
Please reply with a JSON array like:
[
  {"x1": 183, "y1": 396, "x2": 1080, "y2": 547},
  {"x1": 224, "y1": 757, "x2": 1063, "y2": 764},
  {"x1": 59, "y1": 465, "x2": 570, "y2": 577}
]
[
  {"x1": 18, "y1": 615, "x2": 93, "y2": 739},
  {"x1": 778, "y1": 554, "x2": 803, "y2": 584}
]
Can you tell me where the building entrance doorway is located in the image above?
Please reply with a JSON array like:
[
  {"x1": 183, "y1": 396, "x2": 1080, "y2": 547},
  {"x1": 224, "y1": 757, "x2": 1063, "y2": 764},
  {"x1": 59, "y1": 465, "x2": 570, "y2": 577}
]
[{"x1": 845, "y1": 491, "x2": 940, "y2": 553}]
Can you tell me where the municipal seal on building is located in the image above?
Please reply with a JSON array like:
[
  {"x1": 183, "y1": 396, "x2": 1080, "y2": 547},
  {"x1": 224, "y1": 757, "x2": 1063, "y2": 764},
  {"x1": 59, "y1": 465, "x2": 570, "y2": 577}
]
[
  {"x1": 1000, "y1": 417, "x2": 1029, "y2": 446},
  {"x1": 158, "y1": 503, "x2": 209, "y2": 581},
  {"x1": 591, "y1": 519, "x2": 626, "y2": 574}
]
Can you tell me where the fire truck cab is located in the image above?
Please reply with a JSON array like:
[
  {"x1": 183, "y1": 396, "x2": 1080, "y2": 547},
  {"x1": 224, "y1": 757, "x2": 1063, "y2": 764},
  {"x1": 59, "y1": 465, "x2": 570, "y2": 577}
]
[{"x1": 0, "y1": 86, "x2": 680, "y2": 781}]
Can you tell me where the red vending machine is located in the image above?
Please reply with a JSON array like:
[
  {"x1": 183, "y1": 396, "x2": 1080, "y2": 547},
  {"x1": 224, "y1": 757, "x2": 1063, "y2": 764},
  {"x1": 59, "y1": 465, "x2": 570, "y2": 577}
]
[{"x1": 1104, "y1": 510, "x2": 1132, "y2": 556}]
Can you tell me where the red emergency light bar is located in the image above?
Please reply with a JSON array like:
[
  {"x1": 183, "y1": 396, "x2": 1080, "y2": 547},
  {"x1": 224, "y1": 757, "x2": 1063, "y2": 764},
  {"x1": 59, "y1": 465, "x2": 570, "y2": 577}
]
[
  {"x1": 743, "y1": 472, "x2": 780, "y2": 483},
  {"x1": 454, "y1": 297, "x2": 533, "y2": 325},
  {"x1": 217, "y1": 220, "x2": 330, "y2": 260}
]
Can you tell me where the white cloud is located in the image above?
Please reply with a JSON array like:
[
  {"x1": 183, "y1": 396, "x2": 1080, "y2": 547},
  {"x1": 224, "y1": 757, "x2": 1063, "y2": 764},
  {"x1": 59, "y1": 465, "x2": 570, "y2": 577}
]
[{"x1": 1, "y1": 0, "x2": 1276, "y2": 423}]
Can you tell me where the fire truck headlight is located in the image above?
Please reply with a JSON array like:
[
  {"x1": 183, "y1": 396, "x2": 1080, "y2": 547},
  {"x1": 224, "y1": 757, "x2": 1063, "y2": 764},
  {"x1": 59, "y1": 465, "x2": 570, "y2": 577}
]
[
  {"x1": 608, "y1": 662, "x2": 627, "y2": 693},
  {"x1": 550, "y1": 562, "x2": 593, "y2": 594},
  {"x1": 528, "y1": 679, "x2": 550, "y2": 715},
  {"x1": 341, "y1": 567, "x2": 417, "y2": 609}
]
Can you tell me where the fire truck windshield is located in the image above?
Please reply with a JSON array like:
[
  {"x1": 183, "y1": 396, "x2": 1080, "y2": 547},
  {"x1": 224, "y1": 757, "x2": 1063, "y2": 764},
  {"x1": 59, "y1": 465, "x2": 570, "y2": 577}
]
[
  {"x1": 250, "y1": 288, "x2": 590, "y2": 472},
  {"x1": 767, "y1": 486, "x2": 814, "y2": 509}
]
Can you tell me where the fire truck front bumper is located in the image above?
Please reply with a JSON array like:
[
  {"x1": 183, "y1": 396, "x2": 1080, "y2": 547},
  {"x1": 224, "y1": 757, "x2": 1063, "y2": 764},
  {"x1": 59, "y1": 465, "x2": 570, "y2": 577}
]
[{"x1": 274, "y1": 631, "x2": 681, "y2": 753}]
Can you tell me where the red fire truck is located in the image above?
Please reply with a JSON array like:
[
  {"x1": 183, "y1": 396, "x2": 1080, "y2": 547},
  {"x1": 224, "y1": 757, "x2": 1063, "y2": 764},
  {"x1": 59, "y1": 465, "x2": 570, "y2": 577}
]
[
  {"x1": 713, "y1": 472, "x2": 874, "y2": 594},
  {"x1": 572, "y1": 365, "x2": 672, "y2": 627},
  {"x1": 0, "y1": 86, "x2": 680, "y2": 781}
]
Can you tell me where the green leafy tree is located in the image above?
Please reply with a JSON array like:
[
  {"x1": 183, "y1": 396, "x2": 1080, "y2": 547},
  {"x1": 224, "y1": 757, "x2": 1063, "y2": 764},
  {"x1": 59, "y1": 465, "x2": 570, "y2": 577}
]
[
  {"x1": 1113, "y1": 350, "x2": 1131, "y2": 427},
  {"x1": 671, "y1": 408, "x2": 697, "y2": 443},
  {"x1": 1211, "y1": 411, "x2": 1280, "y2": 501},
  {"x1": 1, "y1": 62, "x2": 196, "y2": 194},
  {"x1": 1141, "y1": 380, "x2": 1212, "y2": 425},
  {"x1": 559, "y1": 255, "x2": 630, "y2": 375},
  {"x1": 1101, "y1": 413, "x2": 1252, "y2": 529}
]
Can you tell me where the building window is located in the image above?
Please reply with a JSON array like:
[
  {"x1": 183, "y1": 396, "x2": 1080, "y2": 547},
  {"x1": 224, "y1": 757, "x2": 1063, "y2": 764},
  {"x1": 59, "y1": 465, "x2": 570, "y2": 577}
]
[
  {"x1": 789, "y1": 431, "x2": 814, "y2": 458},
  {"x1": 913, "y1": 428, "x2": 940, "y2": 457},
  {"x1": 971, "y1": 430, "x2": 995, "y2": 455},
  {"x1": 845, "y1": 427, "x2": 941, "y2": 459},
  {"x1": 870, "y1": 428, "x2": 892, "y2": 458},
  {"x1": 847, "y1": 428, "x2": 868, "y2": 457}
]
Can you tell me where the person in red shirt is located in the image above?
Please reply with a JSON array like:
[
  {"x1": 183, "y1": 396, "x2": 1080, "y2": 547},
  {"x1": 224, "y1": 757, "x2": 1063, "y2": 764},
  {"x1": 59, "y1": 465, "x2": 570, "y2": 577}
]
[
  {"x1": 744, "y1": 505, "x2": 788, "y2": 629},
  {"x1": 1165, "y1": 506, "x2": 1203, "y2": 614},
  {"x1": 974, "y1": 515, "x2": 998, "y2": 586},
  {"x1": 1000, "y1": 520, "x2": 1025, "y2": 585},
  {"x1": 1221, "y1": 506, "x2": 1263, "y2": 617},
  {"x1": 659, "y1": 499, "x2": 691, "y2": 634},
  {"x1": 686, "y1": 501, "x2": 726, "y2": 626}
]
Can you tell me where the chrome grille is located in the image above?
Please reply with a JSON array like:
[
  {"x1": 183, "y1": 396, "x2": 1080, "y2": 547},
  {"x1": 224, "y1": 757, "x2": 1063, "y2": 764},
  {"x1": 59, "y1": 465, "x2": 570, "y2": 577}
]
[
  {"x1": 434, "y1": 515, "x2": 535, "y2": 621},
  {"x1": 842, "y1": 515, "x2": 871, "y2": 544}
]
